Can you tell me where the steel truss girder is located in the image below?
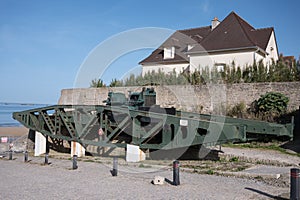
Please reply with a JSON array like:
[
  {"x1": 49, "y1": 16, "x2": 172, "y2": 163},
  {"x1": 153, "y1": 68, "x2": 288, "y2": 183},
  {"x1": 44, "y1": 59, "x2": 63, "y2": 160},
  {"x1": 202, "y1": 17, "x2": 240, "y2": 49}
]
[{"x1": 12, "y1": 105, "x2": 294, "y2": 150}]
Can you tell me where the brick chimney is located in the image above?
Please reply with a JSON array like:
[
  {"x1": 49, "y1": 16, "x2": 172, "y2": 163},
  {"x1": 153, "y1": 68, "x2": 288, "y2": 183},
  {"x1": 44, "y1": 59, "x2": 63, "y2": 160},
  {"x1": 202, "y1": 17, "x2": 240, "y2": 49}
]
[{"x1": 211, "y1": 17, "x2": 220, "y2": 30}]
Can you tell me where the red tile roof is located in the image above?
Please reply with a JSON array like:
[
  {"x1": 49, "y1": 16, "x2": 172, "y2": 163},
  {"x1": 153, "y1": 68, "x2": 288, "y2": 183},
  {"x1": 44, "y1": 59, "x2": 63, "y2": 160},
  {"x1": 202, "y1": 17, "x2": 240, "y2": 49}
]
[{"x1": 140, "y1": 12, "x2": 275, "y2": 65}]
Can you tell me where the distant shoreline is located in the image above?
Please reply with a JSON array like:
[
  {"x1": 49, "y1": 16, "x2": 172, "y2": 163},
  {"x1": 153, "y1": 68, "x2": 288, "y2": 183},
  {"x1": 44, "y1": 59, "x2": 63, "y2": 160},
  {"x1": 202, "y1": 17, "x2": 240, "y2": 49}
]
[
  {"x1": 0, "y1": 123, "x2": 22, "y2": 127},
  {"x1": 0, "y1": 102, "x2": 51, "y2": 106},
  {"x1": 0, "y1": 102, "x2": 50, "y2": 130},
  {"x1": 0, "y1": 126, "x2": 29, "y2": 137}
]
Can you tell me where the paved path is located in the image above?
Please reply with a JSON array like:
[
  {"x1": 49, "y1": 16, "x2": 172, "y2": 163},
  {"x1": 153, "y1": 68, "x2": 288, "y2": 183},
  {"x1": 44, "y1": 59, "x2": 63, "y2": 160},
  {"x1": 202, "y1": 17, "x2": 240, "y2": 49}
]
[{"x1": 0, "y1": 154, "x2": 289, "y2": 200}]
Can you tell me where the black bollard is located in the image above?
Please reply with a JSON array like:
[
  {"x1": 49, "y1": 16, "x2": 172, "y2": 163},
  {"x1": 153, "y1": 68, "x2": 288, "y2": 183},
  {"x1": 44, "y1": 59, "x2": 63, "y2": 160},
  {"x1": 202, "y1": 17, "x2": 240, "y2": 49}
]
[
  {"x1": 8, "y1": 150, "x2": 12, "y2": 160},
  {"x1": 24, "y1": 151, "x2": 28, "y2": 162},
  {"x1": 291, "y1": 168, "x2": 300, "y2": 200},
  {"x1": 173, "y1": 160, "x2": 180, "y2": 186},
  {"x1": 111, "y1": 157, "x2": 118, "y2": 176},
  {"x1": 72, "y1": 155, "x2": 78, "y2": 170},
  {"x1": 45, "y1": 153, "x2": 49, "y2": 165}
]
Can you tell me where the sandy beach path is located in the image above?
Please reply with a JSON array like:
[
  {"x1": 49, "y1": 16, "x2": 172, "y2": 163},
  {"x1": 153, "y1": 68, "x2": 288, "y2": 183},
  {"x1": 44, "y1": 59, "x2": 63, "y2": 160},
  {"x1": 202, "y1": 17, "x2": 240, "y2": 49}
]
[{"x1": 0, "y1": 126, "x2": 29, "y2": 137}]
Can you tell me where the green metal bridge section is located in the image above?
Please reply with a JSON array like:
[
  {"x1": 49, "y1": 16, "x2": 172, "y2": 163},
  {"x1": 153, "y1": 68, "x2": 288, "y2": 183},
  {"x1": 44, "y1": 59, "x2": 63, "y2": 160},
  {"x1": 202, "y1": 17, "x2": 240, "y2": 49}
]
[{"x1": 12, "y1": 104, "x2": 294, "y2": 151}]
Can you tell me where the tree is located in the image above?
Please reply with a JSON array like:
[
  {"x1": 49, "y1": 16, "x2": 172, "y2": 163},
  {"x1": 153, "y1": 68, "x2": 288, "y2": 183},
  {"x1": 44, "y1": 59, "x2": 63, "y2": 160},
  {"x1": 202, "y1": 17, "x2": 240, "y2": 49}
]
[
  {"x1": 242, "y1": 65, "x2": 251, "y2": 83},
  {"x1": 201, "y1": 66, "x2": 210, "y2": 83},
  {"x1": 124, "y1": 74, "x2": 137, "y2": 86},
  {"x1": 191, "y1": 70, "x2": 201, "y2": 85},
  {"x1": 230, "y1": 64, "x2": 236, "y2": 83},
  {"x1": 252, "y1": 62, "x2": 258, "y2": 82},
  {"x1": 109, "y1": 78, "x2": 123, "y2": 87},
  {"x1": 97, "y1": 58, "x2": 300, "y2": 88},
  {"x1": 257, "y1": 60, "x2": 267, "y2": 82},
  {"x1": 297, "y1": 56, "x2": 300, "y2": 81},
  {"x1": 90, "y1": 78, "x2": 106, "y2": 88},
  {"x1": 236, "y1": 66, "x2": 242, "y2": 83},
  {"x1": 267, "y1": 60, "x2": 276, "y2": 82}
]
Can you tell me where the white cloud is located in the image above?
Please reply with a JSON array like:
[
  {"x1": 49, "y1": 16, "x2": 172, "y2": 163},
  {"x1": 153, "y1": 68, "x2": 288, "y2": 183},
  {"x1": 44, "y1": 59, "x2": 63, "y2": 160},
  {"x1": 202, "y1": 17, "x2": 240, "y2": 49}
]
[{"x1": 200, "y1": 0, "x2": 210, "y2": 13}]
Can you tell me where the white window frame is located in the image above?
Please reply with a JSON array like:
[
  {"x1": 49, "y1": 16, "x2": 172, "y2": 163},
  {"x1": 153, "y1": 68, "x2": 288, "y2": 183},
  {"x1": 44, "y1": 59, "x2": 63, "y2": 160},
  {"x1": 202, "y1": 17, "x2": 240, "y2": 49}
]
[
  {"x1": 164, "y1": 47, "x2": 175, "y2": 59},
  {"x1": 214, "y1": 63, "x2": 226, "y2": 72}
]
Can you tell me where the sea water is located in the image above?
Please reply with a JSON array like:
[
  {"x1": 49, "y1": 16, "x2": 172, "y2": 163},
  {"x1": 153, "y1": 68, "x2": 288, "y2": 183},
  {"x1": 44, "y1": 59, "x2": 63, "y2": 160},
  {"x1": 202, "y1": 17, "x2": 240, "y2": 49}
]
[{"x1": 0, "y1": 103, "x2": 49, "y2": 127}]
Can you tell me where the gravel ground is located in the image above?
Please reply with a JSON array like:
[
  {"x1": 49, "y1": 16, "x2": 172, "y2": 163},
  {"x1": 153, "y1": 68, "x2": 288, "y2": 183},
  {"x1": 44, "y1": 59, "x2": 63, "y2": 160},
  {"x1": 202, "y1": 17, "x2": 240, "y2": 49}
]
[{"x1": 0, "y1": 154, "x2": 289, "y2": 200}]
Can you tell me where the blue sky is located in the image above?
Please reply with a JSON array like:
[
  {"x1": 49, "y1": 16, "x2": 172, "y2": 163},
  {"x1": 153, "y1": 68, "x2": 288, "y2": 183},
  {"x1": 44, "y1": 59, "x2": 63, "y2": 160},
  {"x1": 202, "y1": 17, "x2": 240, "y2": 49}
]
[{"x1": 0, "y1": 0, "x2": 299, "y2": 104}]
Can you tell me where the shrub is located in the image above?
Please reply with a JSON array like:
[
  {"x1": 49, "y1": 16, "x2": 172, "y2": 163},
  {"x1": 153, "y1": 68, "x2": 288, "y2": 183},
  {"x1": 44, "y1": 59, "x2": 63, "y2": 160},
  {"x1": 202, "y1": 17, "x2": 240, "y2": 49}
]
[
  {"x1": 257, "y1": 92, "x2": 289, "y2": 114},
  {"x1": 227, "y1": 102, "x2": 246, "y2": 118}
]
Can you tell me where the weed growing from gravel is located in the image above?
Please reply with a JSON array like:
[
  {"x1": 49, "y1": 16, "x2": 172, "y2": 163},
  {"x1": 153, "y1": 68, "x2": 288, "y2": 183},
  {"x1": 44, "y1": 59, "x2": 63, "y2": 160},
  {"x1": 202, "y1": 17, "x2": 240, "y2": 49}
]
[
  {"x1": 229, "y1": 157, "x2": 239, "y2": 162},
  {"x1": 83, "y1": 159, "x2": 95, "y2": 163},
  {"x1": 138, "y1": 163, "x2": 152, "y2": 168},
  {"x1": 235, "y1": 166, "x2": 247, "y2": 172}
]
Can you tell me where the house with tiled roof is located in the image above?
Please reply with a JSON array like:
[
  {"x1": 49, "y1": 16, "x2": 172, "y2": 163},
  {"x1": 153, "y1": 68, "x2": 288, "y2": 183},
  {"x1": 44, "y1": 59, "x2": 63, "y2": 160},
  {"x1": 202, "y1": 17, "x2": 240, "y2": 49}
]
[{"x1": 139, "y1": 12, "x2": 279, "y2": 75}]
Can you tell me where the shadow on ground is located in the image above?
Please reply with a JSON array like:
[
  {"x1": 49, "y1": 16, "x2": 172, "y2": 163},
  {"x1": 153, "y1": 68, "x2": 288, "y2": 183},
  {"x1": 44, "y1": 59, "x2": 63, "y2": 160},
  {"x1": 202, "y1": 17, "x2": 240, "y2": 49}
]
[
  {"x1": 245, "y1": 187, "x2": 289, "y2": 200},
  {"x1": 149, "y1": 145, "x2": 221, "y2": 161}
]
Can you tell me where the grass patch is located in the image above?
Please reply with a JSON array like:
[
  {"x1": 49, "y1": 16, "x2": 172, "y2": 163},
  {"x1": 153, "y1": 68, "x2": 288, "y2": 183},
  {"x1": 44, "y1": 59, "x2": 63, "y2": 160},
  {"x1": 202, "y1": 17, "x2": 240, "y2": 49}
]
[
  {"x1": 181, "y1": 160, "x2": 252, "y2": 174},
  {"x1": 224, "y1": 142, "x2": 300, "y2": 157},
  {"x1": 235, "y1": 166, "x2": 247, "y2": 172},
  {"x1": 83, "y1": 159, "x2": 95, "y2": 163},
  {"x1": 138, "y1": 163, "x2": 152, "y2": 168},
  {"x1": 206, "y1": 169, "x2": 214, "y2": 175}
]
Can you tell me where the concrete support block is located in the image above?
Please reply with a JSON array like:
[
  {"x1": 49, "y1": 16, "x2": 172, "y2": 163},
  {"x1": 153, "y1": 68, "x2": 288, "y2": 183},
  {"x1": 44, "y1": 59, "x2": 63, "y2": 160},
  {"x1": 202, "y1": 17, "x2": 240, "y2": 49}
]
[
  {"x1": 126, "y1": 144, "x2": 145, "y2": 162},
  {"x1": 153, "y1": 176, "x2": 165, "y2": 185},
  {"x1": 34, "y1": 131, "x2": 46, "y2": 156},
  {"x1": 71, "y1": 141, "x2": 85, "y2": 157}
]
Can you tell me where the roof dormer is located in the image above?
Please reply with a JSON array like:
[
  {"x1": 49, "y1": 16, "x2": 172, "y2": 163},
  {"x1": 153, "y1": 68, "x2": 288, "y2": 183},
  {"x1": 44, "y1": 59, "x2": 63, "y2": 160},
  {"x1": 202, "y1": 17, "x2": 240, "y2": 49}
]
[{"x1": 163, "y1": 46, "x2": 175, "y2": 59}]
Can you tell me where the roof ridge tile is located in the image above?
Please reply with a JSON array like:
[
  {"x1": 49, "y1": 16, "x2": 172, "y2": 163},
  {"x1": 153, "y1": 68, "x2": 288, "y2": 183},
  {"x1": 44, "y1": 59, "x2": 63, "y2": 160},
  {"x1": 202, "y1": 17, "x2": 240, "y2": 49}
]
[
  {"x1": 179, "y1": 25, "x2": 211, "y2": 32},
  {"x1": 254, "y1": 27, "x2": 274, "y2": 31}
]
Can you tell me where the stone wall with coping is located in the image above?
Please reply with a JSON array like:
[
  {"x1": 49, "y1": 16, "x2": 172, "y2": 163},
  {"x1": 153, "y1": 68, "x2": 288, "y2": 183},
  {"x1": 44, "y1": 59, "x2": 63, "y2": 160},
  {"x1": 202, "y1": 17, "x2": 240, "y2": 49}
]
[{"x1": 58, "y1": 82, "x2": 300, "y2": 113}]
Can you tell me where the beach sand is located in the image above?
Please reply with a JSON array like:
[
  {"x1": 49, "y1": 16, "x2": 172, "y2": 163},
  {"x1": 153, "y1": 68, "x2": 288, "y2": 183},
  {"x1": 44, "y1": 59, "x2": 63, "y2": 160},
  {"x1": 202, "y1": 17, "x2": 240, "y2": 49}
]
[{"x1": 0, "y1": 126, "x2": 29, "y2": 137}]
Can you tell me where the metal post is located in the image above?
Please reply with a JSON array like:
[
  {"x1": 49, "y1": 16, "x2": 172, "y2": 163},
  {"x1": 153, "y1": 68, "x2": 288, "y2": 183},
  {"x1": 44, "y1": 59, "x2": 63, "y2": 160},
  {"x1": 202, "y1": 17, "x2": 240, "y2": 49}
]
[
  {"x1": 9, "y1": 150, "x2": 12, "y2": 160},
  {"x1": 112, "y1": 157, "x2": 118, "y2": 176},
  {"x1": 173, "y1": 160, "x2": 180, "y2": 186},
  {"x1": 24, "y1": 151, "x2": 28, "y2": 162},
  {"x1": 45, "y1": 153, "x2": 49, "y2": 165},
  {"x1": 291, "y1": 168, "x2": 300, "y2": 200},
  {"x1": 46, "y1": 135, "x2": 49, "y2": 154},
  {"x1": 72, "y1": 155, "x2": 78, "y2": 170}
]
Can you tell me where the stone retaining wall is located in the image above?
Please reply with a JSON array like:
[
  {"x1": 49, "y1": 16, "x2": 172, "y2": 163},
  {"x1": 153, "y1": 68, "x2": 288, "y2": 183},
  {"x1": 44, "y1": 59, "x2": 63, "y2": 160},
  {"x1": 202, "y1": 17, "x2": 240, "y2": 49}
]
[{"x1": 58, "y1": 82, "x2": 300, "y2": 113}]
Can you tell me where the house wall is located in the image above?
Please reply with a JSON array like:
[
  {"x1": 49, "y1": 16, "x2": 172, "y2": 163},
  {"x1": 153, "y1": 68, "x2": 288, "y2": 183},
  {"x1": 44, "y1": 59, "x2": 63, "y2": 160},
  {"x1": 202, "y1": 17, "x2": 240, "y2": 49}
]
[
  {"x1": 265, "y1": 31, "x2": 279, "y2": 65},
  {"x1": 142, "y1": 63, "x2": 189, "y2": 75},
  {"x1": 189, "y1": 50, "x2": 269, "y2": 70}
]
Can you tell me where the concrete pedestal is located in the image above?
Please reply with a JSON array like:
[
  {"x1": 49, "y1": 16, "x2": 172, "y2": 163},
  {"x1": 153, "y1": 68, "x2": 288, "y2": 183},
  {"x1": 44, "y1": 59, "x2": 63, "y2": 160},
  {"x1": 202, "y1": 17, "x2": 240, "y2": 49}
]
[
  {"x1": 71, "y1": 141, "x2": 85, "y2": 157},
  {"x1": 34, "y1": 131, "x2": 46, "y2": 156},
  {"x1": 126, "y1": 144, "x2": 145, "y2": 162}
]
